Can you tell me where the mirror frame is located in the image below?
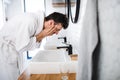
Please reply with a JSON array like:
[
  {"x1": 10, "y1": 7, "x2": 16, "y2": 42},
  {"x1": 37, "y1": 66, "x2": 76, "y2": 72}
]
[{"x1": 68, "y1": 0, "x2": 81, "y2": 23}]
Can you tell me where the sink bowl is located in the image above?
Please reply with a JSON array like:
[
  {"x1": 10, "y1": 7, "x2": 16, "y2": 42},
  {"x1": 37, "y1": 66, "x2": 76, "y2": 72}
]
[
  {"x1": 28, "y1": 49, "x2": 77, "y2": 74},
  {"x1": 30, "y1": 49, "x2": 69, "y2": 62}
]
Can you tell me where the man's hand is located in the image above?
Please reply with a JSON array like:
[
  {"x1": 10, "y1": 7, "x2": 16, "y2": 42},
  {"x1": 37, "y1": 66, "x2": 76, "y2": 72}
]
[
  {"x1": 35, "y1": 25, "x2": 56, "y2": 42},
  {"x1": 42, "y1": 25, "x2": 56, "y2": 36}
]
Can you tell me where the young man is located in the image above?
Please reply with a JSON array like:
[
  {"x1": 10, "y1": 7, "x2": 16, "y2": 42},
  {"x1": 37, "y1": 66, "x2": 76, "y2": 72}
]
[{"x1": 0, "y1": 11, "x2": 68, "y2": 80}]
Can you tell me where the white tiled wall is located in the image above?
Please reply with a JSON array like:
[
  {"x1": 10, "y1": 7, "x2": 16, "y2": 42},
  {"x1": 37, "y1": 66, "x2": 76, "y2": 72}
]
[{"x1": 66, "y1": 21, "x2": 82, "y2": 54}]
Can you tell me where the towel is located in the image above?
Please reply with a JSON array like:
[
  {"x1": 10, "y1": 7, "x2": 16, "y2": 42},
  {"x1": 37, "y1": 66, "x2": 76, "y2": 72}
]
[{"x1": 76, "y1": 0, "x2": 98, "y2": 80}]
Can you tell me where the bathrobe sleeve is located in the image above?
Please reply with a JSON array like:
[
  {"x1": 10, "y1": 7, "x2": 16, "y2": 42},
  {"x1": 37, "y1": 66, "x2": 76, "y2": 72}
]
[{"x1": 14, "y1": 11, "x2": 44, "y2": 53}]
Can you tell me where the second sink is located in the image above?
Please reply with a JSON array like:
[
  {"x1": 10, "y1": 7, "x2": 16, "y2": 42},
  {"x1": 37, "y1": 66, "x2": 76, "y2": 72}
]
[{"x1": 27, "y1": 49, "x2": 73, "y2": 74}]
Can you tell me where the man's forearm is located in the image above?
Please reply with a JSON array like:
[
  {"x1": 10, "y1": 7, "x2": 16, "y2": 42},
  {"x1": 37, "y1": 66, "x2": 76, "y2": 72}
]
[{"x1": 35, "y1": 32, "x2": 45, "y2": 42}]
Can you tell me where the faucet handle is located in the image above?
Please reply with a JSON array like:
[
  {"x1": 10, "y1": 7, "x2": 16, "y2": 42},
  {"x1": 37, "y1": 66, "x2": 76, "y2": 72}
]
[{"x1": 58, "y1": 37, "x2": 67, "y2": 43}]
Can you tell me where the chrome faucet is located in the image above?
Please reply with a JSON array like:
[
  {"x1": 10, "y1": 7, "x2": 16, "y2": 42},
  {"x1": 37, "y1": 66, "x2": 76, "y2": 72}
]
[{"x1": 57, "y1": 44, "x2": 72, "y2": 55}]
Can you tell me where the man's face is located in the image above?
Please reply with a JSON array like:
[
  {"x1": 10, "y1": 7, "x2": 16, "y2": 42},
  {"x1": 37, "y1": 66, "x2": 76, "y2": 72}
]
[
  {"x1": 45, "y1": 20, "x2": 63, "y2": 35},
  {"x1": 54, "y1": 23, "x2": 62, "y2": 34}
]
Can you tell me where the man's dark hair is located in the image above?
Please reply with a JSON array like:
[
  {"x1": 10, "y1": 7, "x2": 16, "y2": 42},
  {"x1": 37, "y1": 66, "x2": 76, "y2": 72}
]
[{"x1": 45, "y1": 12, "x2": 68, "y2": 29}]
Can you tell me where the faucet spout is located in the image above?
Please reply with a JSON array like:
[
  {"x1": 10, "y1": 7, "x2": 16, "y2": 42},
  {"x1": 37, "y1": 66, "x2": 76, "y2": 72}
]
[{"x1": 57, "y1": 44, "x2": 72, "y2": 55}]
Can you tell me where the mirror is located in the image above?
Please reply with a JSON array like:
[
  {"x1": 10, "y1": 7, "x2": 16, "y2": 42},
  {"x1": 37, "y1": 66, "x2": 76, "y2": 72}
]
[
  {"x1": 46, "y1": 0, "x2": 80, "y2": 23},
  {"x1": 67, "y1": 0, "x2": 80, "y2": 23}
]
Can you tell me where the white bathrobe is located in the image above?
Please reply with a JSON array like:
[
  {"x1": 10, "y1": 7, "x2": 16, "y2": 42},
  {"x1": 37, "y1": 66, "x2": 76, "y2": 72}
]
[
  {"x1": 0, "y1": 11, "x2": 44, "y2": 80},
  {"x1": 76, "y1": 0, "x2": 98, "y2": 80}
]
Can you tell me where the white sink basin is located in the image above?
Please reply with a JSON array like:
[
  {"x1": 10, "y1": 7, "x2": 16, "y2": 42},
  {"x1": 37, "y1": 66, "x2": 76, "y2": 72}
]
[
  {"x1": 30, "y1": 49, "x2": 69, "y2": 62},
  {"x1": 28, "y1": 49, "x2": 78, "y2": 74}
]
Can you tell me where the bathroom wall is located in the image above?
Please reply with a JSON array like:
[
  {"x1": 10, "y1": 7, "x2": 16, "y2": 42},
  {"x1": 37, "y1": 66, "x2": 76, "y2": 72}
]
[
  {"x1": 5, "y1": 0, "x2": 24, "y2": 20},
  {"x1": 0, "y1": 0, "x2": 24, "y2": 29},
  {"x1": 66, "y1": 20, "x2": 82, "y2": 54},
  {"x1": 25, "y1": 0, "x2": 45, "y2": 12},
  {"x1": 0, "y1": 0, "x2": 5, "y2": 30}
]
